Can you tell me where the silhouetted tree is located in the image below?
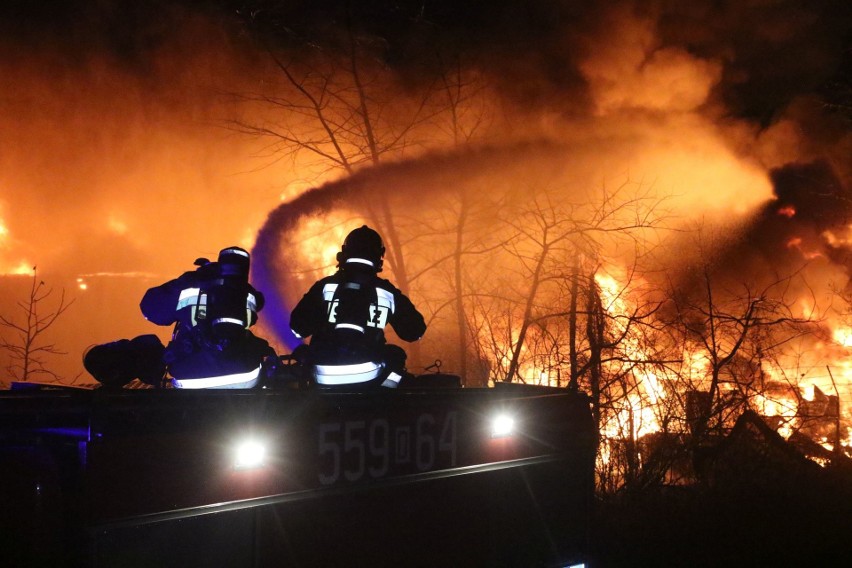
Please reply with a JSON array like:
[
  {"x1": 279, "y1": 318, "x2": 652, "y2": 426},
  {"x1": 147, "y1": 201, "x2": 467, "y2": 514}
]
[
  {"x1": 231, "y1": 9, "x2": 495, "y2": 374},
  {"x1": 230, "y1": 8, "x2": 453, "y2": 295},
  {"x1": 470, "y1": 179, "x2": 664, "y2": 384},
  {"x1": 0, "y1": 267, "x2": 74, "y2": 385}
]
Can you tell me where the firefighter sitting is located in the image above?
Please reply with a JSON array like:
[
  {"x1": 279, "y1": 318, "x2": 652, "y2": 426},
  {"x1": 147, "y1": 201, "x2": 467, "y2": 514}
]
[
  {"x1": 289, "y1": 226, "x2": 426, "y2": 389},
  {"x1": 84, "y1": 246, "x2": 276, "y2": 389}
]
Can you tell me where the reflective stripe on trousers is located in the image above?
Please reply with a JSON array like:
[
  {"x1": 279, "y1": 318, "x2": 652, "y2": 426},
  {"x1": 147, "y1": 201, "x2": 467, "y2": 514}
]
[
  {"x1": 172, "y1": 364, "x2": 262, "y2": 389},
  {"x1": 314, "y1": 361, "x2": 383, "y2": 385}
]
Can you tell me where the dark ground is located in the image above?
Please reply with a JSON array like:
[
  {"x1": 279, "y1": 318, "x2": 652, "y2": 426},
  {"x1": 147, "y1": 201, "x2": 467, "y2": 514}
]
[
  {"x1": 589, "y1": 482, "x2": 851, "y2": 567},
  {"x1": 586, "y1": 417, "x2": 852, "y2": 567}
]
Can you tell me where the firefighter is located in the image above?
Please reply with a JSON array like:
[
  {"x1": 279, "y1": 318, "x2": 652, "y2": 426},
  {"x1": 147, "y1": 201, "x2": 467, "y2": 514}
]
[
  {"x1": 84, "y1": 246, "x2": 276, "y2": 389},
  {"x1": 290, "y1": 225, "x2": 426, "y2": 388}
]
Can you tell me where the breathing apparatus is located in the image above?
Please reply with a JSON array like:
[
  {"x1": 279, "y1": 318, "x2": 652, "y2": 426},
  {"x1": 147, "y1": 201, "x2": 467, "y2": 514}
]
[{"x1": 193, "y1": 246, "x2": 256, "y2": 342}]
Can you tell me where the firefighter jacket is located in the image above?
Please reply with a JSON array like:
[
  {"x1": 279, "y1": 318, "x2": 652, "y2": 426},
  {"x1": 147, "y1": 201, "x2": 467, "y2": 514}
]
[
  {"x1": 140, "y1": 268, "x2": 263, "y2": 331},
  {"x1": 290, "y1": 263, "x2": 426, "y2": 385},
  {"x1": 139, "y1": 268, "x2": 271, "y2": 388}
]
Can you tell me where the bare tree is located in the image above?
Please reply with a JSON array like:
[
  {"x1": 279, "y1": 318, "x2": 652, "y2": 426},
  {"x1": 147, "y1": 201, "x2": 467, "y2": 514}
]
[
  {"x1": 229, "y1": 11, "x2": 452, "y2": 296},
  {"x1": 231, "y1": 8, "x2": 498, "y2": 377},
  {"x1": 579, "y1": 232, "x2": 826, "y2": 495},
  {"x1": 470, "y1": 179, "x2": 664, "y2": 384},
  {"x1": 0, "y1": 267, "x2": 74, "y2": 385},
  {"x1": 431, "y1": 59, "x2": 491, "y2": 382},
  {"x1": 664, "y1": 264, "x2": 815, "y2": 459},
  {"x1": 444, "y1": 177, "x2": 684, "y2": 493},
  {"x1": 580, "y1": 263, "x2": 687, "y2": 495}
]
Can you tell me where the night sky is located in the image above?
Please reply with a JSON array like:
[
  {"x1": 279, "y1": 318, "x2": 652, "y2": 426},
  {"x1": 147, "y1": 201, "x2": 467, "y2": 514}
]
[{"x1": 0, "y1": 0, "x2": 849, "y2": 382}]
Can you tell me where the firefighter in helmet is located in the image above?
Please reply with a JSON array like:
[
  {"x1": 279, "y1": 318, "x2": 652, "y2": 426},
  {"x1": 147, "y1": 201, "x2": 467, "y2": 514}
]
[
  {"x1": 84, "y1": 246, "x2": 276, "y2": 389},
  {"x1": 290, "y1": 225, "x2": 426, "y2": 388}
]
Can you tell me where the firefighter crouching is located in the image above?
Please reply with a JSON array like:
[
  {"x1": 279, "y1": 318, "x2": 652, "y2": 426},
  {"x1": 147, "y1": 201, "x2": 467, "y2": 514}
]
[
  {"x1": 289, "y1": 225, "x2": 426, "y2": 389},
  {"x1": 84, "y1": 246, "x2": 277, "y2": 389}
]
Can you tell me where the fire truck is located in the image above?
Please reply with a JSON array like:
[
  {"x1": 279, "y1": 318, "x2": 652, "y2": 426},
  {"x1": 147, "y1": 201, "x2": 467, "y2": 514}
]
[{"x1": 1, "y1": 374, "x2": 596, "y2": 567}]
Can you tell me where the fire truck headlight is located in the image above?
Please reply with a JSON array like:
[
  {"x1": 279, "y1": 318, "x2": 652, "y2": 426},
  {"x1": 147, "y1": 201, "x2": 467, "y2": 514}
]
[
  {"x1": 490, "y1": 413, "x2": 515, "y2": 438},
  {"x1": 233, "y1": 438, "x2": 267, "y2": 470}
]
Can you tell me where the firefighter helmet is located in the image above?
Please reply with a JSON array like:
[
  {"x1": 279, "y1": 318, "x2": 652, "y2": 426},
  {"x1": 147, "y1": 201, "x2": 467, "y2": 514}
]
[{"x1": 338, "y1": 225, "x2": 385, "y2": 270}]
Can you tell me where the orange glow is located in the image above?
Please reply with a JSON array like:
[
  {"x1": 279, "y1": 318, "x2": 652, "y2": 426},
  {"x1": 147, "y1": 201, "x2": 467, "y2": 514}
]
[
  {"x1": 108, "y1": 215, "x2": 129, "y2": 235},
  {"x1": 785, "y1": 237, "x2": 825, "y2": 260},
  {"x1": 2, "y1": 261, "x2": 34, "y2": 276},
  {"x1": 777, "y1": 205, "x2": 796, "y2": 218},
  {"x1": 292, "y1": 215, "x2": 356, "y2": 275},
  {"x1": 823, "y1": 227, "x2": 852, "y2": 248},
  {"x1": 0, "y1": 217, "x2": 32, "y2": 275}
]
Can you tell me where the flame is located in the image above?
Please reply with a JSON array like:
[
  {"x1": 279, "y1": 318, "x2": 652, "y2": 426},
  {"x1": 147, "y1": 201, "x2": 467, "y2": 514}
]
[
  {"x1": 589, "y1": 270, "x2": 669, "y2": 443},
  {"x1": 832, "y1": 328, "x2": 852, "y2": 348},
  {"x1": 589, "y1": 266, "x2": 852, "y2": 470}
]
